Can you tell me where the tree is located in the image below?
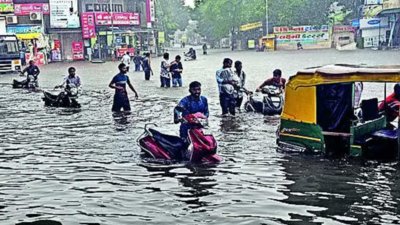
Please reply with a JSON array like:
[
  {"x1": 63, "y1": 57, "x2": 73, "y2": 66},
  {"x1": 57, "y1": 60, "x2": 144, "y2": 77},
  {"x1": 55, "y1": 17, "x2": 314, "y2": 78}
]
[
  {"x1": 155, "y1": 0, "x2": 191, "y2": 42},
  {"x1": 194, "y1": 0, "x2": 363, "y2": 43}
]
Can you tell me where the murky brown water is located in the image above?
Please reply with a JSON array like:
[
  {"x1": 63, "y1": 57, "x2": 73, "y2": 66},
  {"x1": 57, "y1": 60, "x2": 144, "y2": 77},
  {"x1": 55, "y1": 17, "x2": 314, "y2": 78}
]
[{"x1": 1, "y1": 49, "x2": 400, "y2": 225}]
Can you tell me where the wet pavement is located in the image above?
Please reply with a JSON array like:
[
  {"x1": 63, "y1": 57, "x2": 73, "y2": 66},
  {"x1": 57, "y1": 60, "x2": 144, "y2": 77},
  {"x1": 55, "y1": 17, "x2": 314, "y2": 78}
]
[{"x1": 0, "y1": 48, "x2": 400, "y2": 225}]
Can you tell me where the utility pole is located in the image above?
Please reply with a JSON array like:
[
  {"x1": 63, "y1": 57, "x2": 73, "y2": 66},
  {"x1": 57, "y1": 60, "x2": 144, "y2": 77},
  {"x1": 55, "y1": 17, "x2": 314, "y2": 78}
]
[
  {"x1": 111, "y1": 0, "x2": 115, "y2": 61},
  {"x1": 266, "y1": 0, "x2": 269, "y2": 36}
]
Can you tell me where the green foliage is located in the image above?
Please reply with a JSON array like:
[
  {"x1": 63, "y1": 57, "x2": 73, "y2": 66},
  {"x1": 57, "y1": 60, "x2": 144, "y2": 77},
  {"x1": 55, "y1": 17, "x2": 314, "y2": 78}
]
[
  {"x1": 155, "y1": 0, "x2": 190, "y2": 38},
  {"x1": 194, "y1": 0, "x2": 363, "y2": 40}
]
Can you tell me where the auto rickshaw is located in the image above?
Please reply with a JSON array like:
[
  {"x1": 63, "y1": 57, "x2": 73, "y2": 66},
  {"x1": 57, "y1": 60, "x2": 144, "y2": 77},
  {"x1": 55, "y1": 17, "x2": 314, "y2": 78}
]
[{"x1": 277, "y1": 64, "x2": 400, "y2": 159}]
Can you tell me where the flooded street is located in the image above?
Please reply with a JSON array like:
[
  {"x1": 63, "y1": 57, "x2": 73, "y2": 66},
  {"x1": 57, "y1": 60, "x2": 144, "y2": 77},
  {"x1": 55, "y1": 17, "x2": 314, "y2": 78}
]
[{"x1": 1, "y1": 48, "x2": 400, "y2": 225}]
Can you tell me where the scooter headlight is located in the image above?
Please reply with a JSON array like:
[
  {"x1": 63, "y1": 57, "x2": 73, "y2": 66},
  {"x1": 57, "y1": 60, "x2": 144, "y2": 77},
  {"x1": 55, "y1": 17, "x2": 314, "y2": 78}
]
[{"x1": 197, "y1": 118, "x2": 209, "y2": 127}]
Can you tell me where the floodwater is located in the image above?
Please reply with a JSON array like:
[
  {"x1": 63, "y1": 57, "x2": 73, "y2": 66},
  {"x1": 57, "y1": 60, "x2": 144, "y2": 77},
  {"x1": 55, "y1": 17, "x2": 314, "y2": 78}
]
[{"x1": 0, "y1": 48, "x2": 400, "y2": 225}]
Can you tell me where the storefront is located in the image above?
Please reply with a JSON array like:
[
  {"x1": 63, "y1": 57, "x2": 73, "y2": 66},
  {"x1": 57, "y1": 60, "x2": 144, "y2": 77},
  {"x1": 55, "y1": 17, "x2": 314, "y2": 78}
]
[
  {"x1": 48, "y1": 0, "x2": 83, "y2": 61},
  {"x1": 360, "y1": 17, "x2": 390, "y2": 47},
  {"x1": 7, "y1": 25, "x2": 48, "y2": 65},
  {"x1": 332, "y1": 26, "x2": 356, "y2": 47}
]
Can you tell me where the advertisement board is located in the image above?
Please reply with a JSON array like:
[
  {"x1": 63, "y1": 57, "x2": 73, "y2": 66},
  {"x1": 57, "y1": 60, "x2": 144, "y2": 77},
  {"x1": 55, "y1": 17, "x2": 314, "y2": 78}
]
[
  {"x1": 25, "y1": 53, "x2": 45, "y2": 65},
  {"x1": 50, "y1": 0, "x2": 80, "y2": 28},
  {"x1": 334, "y1": 26, "x2": 356, "y2": 33},
  {"x1": 383, "y1": 0, "x2": 400, "y2": 9},
  {"x1": 0, "y1": 0, "x2": 13, "y2": 13},
  {"x1": 95, "y1": 12, "x2": 140, "y2": 26},
  {"x1": 248, "y1": 40, "x2": 255, "y2": 49},
  {"x1": 360, "y1": 17, "x2": 389, "y2": 29},
  {"x1": 7, "y1": 25, "x2": 42, "y2": 39},
  {"x1": 72, "y1": 42, "x2": 84, "y2": 60},
  {"x1": 362, "y1": 4, "x2": 383, "y2": 18},
  {"x1": 274, "y1": 25, "x2": 329, "y2": 34},
  {"x1": 81, "y1": 12, "x2": 96, "y2": 39},
  {"x1": 240, "y1": 22, "x2": 263, "y2": 32},
  {"x1": 14, "y1": 3, "x2": 50, "y2": 16},
  {"x1": 117, "y1": 49, "x2": 135, "y2": 57},
  {"x1": 365, "y1": 0, "x2": 383, "y2": 4},
  {"x1": 158, "y1": 31, "x2": 165, "y2": 43},
  {"x1": 276, "y1": 32, "x2": 330, "y2": 44}
]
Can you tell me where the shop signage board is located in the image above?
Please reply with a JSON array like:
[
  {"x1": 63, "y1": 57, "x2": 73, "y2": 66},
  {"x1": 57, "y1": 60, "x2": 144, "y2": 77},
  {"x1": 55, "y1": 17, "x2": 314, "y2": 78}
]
[
  {"x1": 117, "y1": 49, "x2": 135, "y2": 57},
  {"x1": 52, "y1": 40, "x2": 62, "y2": 61},
  {"x1": 14, "y1": 3, "x2": 50, "y2": 16},
  {"x1": 158, "y1": 32, "x2": 165, "y2": 43},
  {"x1": 240, "y1": 22, "x2": 263, "y2": 32},
  {"x1": 7, "y1": 25, "x2": 42, "y2": 39},
  {"x1": 95, "y1": 12, "x2": 140, "y2": 26},
  {"x1": 360, "y1": 17, "x2": 389, "y2": 29},
  {"x1": 334, "y1": 26, "x2": 356, "y2": 33},
  {"x1": 50, "y1": 0, "x2": 80, "y2": 28},
  {"x1": 276, "y1": 32, "x2": 330, "y2": 44},
  {"x1": 383, "y1": 0, "x2": 400, "y2": 9},
  {"x1": 81, "y1": 12, "x2": 96, "y2": 39},
  {"x1": 248, "y1": 40, "x2": 255, "y2": 49},
  {"x1": 72, "y1": 42, "x2": 84, "y2": 60},
  {"x1": 25, "y1": 53, "x2": 45, "y2": 65},
  {"x1": 274, "y1": 25, "x2": 329, "y2": 33},
  {"x1": 0, "y1": 0, "x2": 13, "y2": 13},
  {"x1": 365, "y1": 0, "x2": 383, "y2": 4}
]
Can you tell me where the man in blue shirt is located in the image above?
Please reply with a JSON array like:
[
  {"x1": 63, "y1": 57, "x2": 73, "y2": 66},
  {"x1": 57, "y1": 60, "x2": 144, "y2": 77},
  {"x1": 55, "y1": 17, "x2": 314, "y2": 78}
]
[
  {"x1": 109, "y1": 63, "x2": 139, "y2": 112},
  {"x1": 174, "y1": 81, "x2": 209, "y2": 141}
]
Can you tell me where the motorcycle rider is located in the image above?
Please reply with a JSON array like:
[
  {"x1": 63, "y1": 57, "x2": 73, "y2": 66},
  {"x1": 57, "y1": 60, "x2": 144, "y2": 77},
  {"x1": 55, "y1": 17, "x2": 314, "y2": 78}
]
[
  {"x1": 55, "y1": 67, "x2": 81, "y2": 89},
  {"x1": 54, "y1": 67, "x2": 81, "y2": 106},
  {"x1": 174, "y1": 81, "x2": 209, "y2": 142},
  {"x1": 21, "y1": 60, "x2": 40, "y2": 86},
  {"x1": 256, "y1": 69, "x2": 286, "y2": 92}
]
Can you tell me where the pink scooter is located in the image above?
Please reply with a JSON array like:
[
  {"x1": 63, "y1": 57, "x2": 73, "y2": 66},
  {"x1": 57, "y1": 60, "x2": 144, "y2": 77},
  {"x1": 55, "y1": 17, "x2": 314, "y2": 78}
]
[{"x1": 137, "y1": 113, "x2": 221, "y2": 164}]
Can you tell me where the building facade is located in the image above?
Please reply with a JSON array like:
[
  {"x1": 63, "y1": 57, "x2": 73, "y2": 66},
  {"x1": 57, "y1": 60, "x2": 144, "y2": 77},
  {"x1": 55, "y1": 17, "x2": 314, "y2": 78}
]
[{"x1": 1, "y1": 0, "x2": 154, "y2": 63}]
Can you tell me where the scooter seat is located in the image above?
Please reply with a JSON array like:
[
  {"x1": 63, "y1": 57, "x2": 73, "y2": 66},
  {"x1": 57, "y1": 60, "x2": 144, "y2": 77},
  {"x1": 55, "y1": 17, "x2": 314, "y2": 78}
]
[{"x1": 148, "y1": 128, "x2": 187, "y2": 159}]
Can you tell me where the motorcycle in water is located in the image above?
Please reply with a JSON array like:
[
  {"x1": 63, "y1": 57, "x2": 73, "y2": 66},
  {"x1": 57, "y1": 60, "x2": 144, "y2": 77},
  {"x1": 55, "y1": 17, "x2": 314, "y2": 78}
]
[
  {"x1": 244, "y1": 85, "x2": 284, "y2": 116},
  {"x1": 42, "y1": 83, "x2": 81, "y2": 108},
  {"x1": 12, "y1": 74, "x2": 38, "y2": 89},
  {"x1": 137, "y1": 112, "x2": 222, "y2": 164}
]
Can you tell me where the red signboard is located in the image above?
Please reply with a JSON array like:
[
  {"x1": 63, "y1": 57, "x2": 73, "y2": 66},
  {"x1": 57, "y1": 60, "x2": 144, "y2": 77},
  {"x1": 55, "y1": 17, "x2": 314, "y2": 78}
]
[
  {"x1": 81, "y1": 12, "x2": 96, "y2": 39},
  {"x1": 72, "y1": 42, "x2": 84, "y2": 60},
  {"x1": 0, "y1": 0, "x2": 12, "y2": 3},
  {"x1": 95, "y1": 12, "x2": 140, "y2": 26},
  {"x1": 14, "y1": 3, "x2": 50, "y2": 15},
  {"x1": 117, "y1": 48, "x2": 135, "y2": 57},
  {"x1": 334, "y1": 26, "x2": 356, "y2": 33},
  {"x1": 25, "y1": 53, "x2": 45, "y2": 65}
]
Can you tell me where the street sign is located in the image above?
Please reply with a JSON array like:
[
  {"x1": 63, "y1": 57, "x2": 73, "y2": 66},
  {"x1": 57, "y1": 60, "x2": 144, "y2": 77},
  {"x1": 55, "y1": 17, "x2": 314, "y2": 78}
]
[{"x1": 115, "y1": 37, "x2": 122, "y2": 45}]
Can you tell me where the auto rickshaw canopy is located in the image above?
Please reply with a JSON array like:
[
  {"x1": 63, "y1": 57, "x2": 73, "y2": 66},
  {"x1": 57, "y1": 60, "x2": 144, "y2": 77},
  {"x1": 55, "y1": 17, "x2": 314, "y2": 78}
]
[{"x1": 282, "y1": 64, "x2": 400, "y2": 124}]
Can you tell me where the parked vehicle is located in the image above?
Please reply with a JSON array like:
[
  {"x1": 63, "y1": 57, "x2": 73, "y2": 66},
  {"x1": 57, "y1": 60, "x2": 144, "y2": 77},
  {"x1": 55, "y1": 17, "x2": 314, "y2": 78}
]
[
  {"x1": 245, "y1": 86, "x2": 284, "y2": 116},
  {"x1": 137, "y1": 112, "x2": 221, "y2": 164},
  {"x1": 277, "y1": 64, "x2": 400, "y2": 159},
  {"x1": 0, "y1": 34, "x2": 22, "y2": 73}
]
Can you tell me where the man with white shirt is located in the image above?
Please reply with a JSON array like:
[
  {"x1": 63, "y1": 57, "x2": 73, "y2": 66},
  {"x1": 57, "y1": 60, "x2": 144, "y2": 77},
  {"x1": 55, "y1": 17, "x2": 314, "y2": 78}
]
[{"x1": 121, "y1": 52, "x2": 131, "y2": 72}]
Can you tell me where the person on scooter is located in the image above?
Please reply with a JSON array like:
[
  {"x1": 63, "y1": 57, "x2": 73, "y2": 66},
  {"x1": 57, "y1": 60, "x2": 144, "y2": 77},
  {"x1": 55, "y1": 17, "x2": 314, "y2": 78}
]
[
  {"x1": 21, "y1": 60, "x2": 40, "y2": 85},
  {"x1": 109, "y1": 63, "x2": 139, "y2": 112},
  {"x1": 55, "y1": 67, "x2": 81, "y2": 89},
  {"x1": 174, "y1": 81, "x2": 209, "y2": 142},
  {"x1": 379, "y1": 83, "x2": 400, "y2": 123},
  {"x1": 256, "y1": 69, "x2": 286, "y2": 93}
]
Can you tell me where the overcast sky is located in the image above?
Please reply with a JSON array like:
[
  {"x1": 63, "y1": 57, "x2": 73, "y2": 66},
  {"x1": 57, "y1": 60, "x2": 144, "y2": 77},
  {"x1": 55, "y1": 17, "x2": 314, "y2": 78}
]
[{"x1": 185, "y1": 0, "x2": 195, "y2": 7}]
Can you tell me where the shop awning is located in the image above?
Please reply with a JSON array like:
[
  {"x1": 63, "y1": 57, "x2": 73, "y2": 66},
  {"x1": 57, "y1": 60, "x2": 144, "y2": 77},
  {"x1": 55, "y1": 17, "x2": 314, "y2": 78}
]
[
  {"x1": 16, "y1": 33, "x2": 41, "y2": 39},
  {"x1": 378, "y1": 8, "x2": 400, "y2": 15}
]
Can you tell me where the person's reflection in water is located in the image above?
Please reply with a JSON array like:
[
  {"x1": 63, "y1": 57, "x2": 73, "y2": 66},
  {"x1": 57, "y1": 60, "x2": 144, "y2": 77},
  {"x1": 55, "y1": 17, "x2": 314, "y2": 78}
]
[
  {"x1": 139, "y1": 163, "x2": 217, "y2": 209},
  {"x1": 113, "y1": 112, "x2": 131, "y2": 131},
  {"x1": 219, "y1": 116, "x2": 241, "y2": 133}
]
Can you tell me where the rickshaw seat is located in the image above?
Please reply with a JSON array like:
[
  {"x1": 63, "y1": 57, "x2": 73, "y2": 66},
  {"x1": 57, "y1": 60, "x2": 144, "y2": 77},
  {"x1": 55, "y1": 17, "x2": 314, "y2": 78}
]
[{"x1": 361, "y1": 98, "x2": 379, "y2": 122}]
